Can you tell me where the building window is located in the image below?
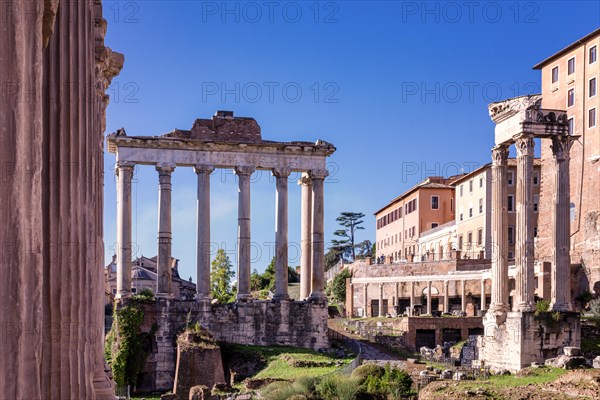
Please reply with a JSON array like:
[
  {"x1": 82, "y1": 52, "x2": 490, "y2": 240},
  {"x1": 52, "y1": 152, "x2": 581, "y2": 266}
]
[
  {"x1": 534, "y1": 194, "x2": 539, "y2": 212},
  {"x1": 431, "y1": 196, "x2": 439, "y2": 210},
  {"x1": 568, "y1": 117, "x2": 574, "y2": 135},
  {"x1": 534, "y1": 226, "x2": 538, "y2": 237},
  {"x1": 479, "y1": 176, "x2": 484, "y2": 188},
  {"x1": 568, "y1": 57, "x2": 575, "y2": 75},
  {"x1": 431, "y1": 222, "x2": 439, "y2": 229},
  {"x1": 507, "y1": 171, "x2": 514, "y2": 186},
  {"x1": 479, "y1": 198, "x2": 483, "y2": 214},
  {"x1": 590, "y1": 77, "x2": 597, "y2": 98},
  {"x1": 112, "y1": 288, "x2": 117, "y2": 295},
  {"x1": 508, "y1": 195, "x2": 514, "y2": 212},
  {"x1": 591, "y1": 45, "x2": 597, "y2": 64},
  {"x1": 590, "y1": 108, "x2": 597, "y2": 128},
  {"x1": 469, "y1": 207, "x2": 473, "y2": 218},
  {"x1": 132, "y1": 288, "x2": 137, "y2": 294},
  {"x1": 460, "y1": 185, "x2": 463, "y2": 197},
  {"x1": 458, "y1": 235, "x2": 463, "y2": 250},
  {"x1": 451, "y1": 198, "x2": 454, "y2": 212},
  {"x1": 508, "y1": 226, "x2": 514, "y2": 245},
  {"x1": 567, "y1": 88, "x2": 575, "y2": 108},
  {"x1": 467, "y1": 232, "x2": 473, "y2": 247},
  {"x1": 412, "y1": 226, "x2": 416, "y2": 237},
  {"x1": 469, "y1": 179, "x2": 473, "y2": 192},
  {"x1": 533, "y1": 172, "x2": 539, "y2": 185},
  {"x1": 459, "y1": 213, "x2": 463, "y2": 221},
  {"x1": 552, "y1": 66, "x2": 559, "y2": 83},
  {"x1": 477, "y1": 228, "x2": 483, "y2": 245}
]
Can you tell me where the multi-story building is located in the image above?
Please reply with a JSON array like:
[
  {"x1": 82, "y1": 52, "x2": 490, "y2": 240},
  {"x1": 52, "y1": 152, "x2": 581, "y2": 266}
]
[
  {"x1": 533, "y1": 28, "x2": 600, "y2": 295},
  {"x1": 104, "y1": 255, "x2": 196, "y2": 304},
  {"x1": 452, "y1": 159, "x2": 541, "y2": 261},
  {"x1": 374, "y1": 176, "x2": 459, "y2": 262}
]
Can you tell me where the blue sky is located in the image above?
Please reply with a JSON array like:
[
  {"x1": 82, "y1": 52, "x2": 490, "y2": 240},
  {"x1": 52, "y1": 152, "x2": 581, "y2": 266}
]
[{"x1": 103, "y1": 1, "x2": 599, "y2": 281}]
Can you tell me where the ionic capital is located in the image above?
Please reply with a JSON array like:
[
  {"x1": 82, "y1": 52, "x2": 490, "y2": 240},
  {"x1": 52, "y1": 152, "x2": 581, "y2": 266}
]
[
  {"x1": 272, "y1": 167, "x2": 292, "y2": 178},
  {"x1": 491, "y1": 145, "x2": 509, "y2": 166},
  {"x1": 550, "y1": 135, "x2": 576, "y2": 161},
  {"x1": 515, "y1": 135, "x2": 535, "y2": 157},
  {"x1": 234, "y1": 166, "x2": 256, "y2": 176},
  {"x1": 194, "y1": 164, "x2": 215, "y2": 175},
  {"x1": 309, "y1": 169, "x2": 329, "y2": 180},
  {"x1": 115, "y1": 161, "x2": 135, "y2": 175},
  {"x1": 298, "y1": 173, "x2": 312, "y2": 186},
  {"x1": 156, "y1": 162, "x2": 176, "y2": 174}
]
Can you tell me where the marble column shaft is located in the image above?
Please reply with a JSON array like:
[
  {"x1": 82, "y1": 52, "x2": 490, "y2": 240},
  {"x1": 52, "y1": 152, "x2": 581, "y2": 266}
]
[
  {"x1": 550, "y1": 135, "x2": 574, "y2": 311},
  {"x1": 309, "y1": 169, "x2": 328, "y2": 300},
  {"x1": 299, "y1": 175, "x2": 313, "y2": 299},
  {"x1": 363, "y1": 283, "x2": 369, "y2": 317},
  {"x1": 235, "y1": 166, "x2": 255, "y2": 300},
  {"x1": 410, "y1": 281, "x2": 415, "y2": 315},
  {"x1": 514, "y1": 135, "x2": 535, "y2": 311},
  {"x1": 427, "y1": 281, "x2": 432, "y2": 315},
  {"x1": 273, "y1": 168, "x2": 291, "y2": 300},
  {"x1": 195, "y1": 165, "x2": 214, "y2": 300},
  {"x1": 378, "y1": 283, "x2": 384, "y2": 316},
  {"x1": 156, "y1": 163, "x2": 175, "y2": 296},
  {"x1": 480, "y1": 279, "x2": 486, "y2": 311},
  {"x1": 490, "y1": 145, "x2": 509, "y2": 312},
  {"x1": 116, "y1": 161, "x2": 135, "y2": 299},
  {"x1": 444, "y1": 280, "x2": 449, "y2": 313},
  {"x1": 461, "y1": 280, "x2": 466, "y2": 312}
]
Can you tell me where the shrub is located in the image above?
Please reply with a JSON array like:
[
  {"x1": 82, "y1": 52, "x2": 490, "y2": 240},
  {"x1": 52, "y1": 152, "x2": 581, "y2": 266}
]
[
  {"x1": 590, "y1": 298, "x2": 600, "y2": 317},
  {"x1": 351, "y1": 364, "x2": 385, "y2": 383},
  {"x1": 316, "y1": 375, "x2": 360, "y2": 400},
  {"x1": 261, "y1": 377, "x2": 317, "y2": 400},
  {"x1": 356, "y1": 364, "x2": 413, "y2": 398}
]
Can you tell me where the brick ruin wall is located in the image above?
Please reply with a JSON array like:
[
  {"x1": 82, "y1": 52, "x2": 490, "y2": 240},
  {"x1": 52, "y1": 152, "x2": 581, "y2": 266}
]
[{"x1": 134, "y1": 299, "x2": 329, "y2": 392}]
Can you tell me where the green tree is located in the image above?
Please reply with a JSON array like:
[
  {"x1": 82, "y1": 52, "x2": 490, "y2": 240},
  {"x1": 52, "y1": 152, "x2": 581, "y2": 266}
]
[
  {"x1": 210, "y1": 249, "x2": 235, "y2": 303},
  {"x1": 329, "y1": 268, "x2": 351, "y2": 303},
  {"x1": 324, "y1": 248, "x2": 343, "y2": 271},
  {"x1": 331, "y1": 212, "x2": 365, "y2": 261}
]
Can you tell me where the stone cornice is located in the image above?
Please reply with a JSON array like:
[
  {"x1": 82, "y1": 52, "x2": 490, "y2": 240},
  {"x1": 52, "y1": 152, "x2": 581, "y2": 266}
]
[{"x1": 107, "y1": 133, "x2": 336, "y2": 157}]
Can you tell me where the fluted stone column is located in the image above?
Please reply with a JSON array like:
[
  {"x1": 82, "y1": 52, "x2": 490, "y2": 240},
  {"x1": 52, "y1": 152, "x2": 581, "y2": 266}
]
[
  {"x1": 195, "y1": 164, "x2": 214, "y2": 301},
  {"x1": 444, "y1": 280, "x2": 449, "y2": 313},
  {"x1": 410, "y1": 281, "x2": 415, "y2": 316},
  {"x1": 235, "y1": 166, "x2": 255, "y2": 300},
  {"x1": 480, "y1": 279, "x2": 486, "y2": 311},
  {"x1": 116, "y1": 161, "x2": 135, "y2": 299},
  {"x1": 461, "y1": 280, "x2": 466, "y2": 312},
  {"x1": 550, "y1": 135, "x2": 575, "y2": 311},
  {"x1": 514, "y1": 135, "x2": 535, "y2": 311},
  {"x1": 299, "y1": 174, "x2": 313, "y2": 299},
  {"x1": 309, "y1": 169, "x2": 328, "y2": 301},
  {"x1": 489, "y1": 145, "x2": 509, "y2": 312},
  {"x1": 156, "y1": 163, "x2": 175, "y2": 297},
  {"x1": 378, "y1": 283, "x2": 384, "y2": 317},
  {"x1": 273, "y1": 168, "x2": 291, "y2": 301},
  {"x1": 363, "y1": 283, "x2": 369, "y2": 318},
  {"x1": 426, "y1": 281, "x2": 432, "y2": 315}
]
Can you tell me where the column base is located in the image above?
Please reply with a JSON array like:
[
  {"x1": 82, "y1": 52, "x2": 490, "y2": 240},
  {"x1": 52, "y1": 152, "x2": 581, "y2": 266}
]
[
  {"x1": 550, "y1": 301, "x2": 572, "y2": 312},
  {"x1": 514, "y1": 302, "x2": 535, "y2": 312},
  {"x1": 272, "y1": 294, "x2": 290, "y2": 301},
  {"x1": 236, "y1": 293, "x2": 253, "y2": 302},
  {"x1": 484, "y1": 307, "x2": 508, "y2": 325},
  {"x1": 114, "y1": 291, "x2": 132, "y2": 300},
  {"x1": 308, "y1": 292, "x2": 327, "y2": 303}
]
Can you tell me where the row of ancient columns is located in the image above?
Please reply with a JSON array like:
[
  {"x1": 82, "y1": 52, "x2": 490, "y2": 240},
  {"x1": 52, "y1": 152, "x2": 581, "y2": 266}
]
[
  {"x1": 489, "y1": 134, "x2": 574, "y2": 313},
  {"x1": 354, "y1": 279, "x2": 488, "y2": 317},
  {"x1": 115, "y1": 161, "x2": 328, "y2": 302}
]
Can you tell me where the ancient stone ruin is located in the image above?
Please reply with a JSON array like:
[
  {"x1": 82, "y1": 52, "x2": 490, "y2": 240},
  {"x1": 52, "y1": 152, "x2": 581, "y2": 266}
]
[
  {"x1": 0, "y1": 1, "x2": 122, "y2": 399},
  {"x1": 107, "y1": 111, "x2": 336, "y2": 390},
  {"x1": 477, "y1": 95, "x2": 581, "y2": 372}
]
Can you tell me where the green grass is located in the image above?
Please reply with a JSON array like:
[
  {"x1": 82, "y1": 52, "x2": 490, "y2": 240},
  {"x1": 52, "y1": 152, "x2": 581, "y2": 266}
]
[
  {"x1": 223, "y1": 344, "x2": 352, "y2": 380},
  {"x1": 459, "y1": 367, "x2": 568, "y2": 389}
]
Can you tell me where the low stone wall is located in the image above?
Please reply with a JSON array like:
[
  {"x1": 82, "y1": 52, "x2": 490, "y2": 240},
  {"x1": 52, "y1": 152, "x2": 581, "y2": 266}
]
[
  {"x1": 401, "y1": 317, "x2": 483, "y2": 351},
  {"x1": 477, "y1": 311, "x2": 581, "y2": 372},
  {"x1": 131, "y1": 298, "x2": 329, "y2": 392}
]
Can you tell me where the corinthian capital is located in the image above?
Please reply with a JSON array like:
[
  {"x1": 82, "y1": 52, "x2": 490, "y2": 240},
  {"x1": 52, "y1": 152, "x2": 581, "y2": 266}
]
[
  {"x1": 309, "y1": 169, "x2": 329, "y2": 180},
  {"x1": 234, "y1": 166, "x2": 256, "y2": 176},
  {"x1": 156, "y1": 162, "x2": 176, "y2": 174},
  {"x1": 551, "y1": 135, "x2": 576, "y2": 161},
  {"x1": 515, "y1": 135, "x2": 535, "y2": 157},
  {"x1": 491, "y1": 145, "x2": 509, "y2": 166},
  {"x1": 298, "y1": 173, "x2": 312, "y2": 186},
  {"x1": 272, "y1": 167, "x2": 292, "y2": 178}
]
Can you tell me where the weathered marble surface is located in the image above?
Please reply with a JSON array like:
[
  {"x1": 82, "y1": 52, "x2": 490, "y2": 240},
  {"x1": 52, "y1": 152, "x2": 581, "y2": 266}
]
[{"x1": 0, "y1": 1, "x2": 122, "y2": 398}]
